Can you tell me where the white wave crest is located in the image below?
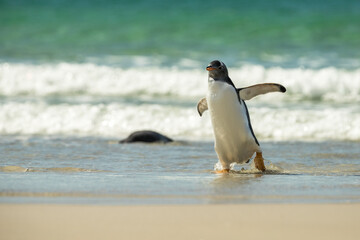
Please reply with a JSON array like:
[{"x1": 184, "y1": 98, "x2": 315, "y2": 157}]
[
  {"x1": 0, "y1": 62, "x2": 359, "y2": 141},
  {"x1": 0, "y1": 102, "x2": 211, "y2": 138},
  {"x1": 232, "y1": 65, "x2": 360, "y2": 103},
  {"x1": 0, "y1": 62, "x2": 206, "y2": 98},
  {"x1": 1, "y1": 62, "x2": 359, "y2": 103},
  {"x1": 0, "y1": 101, "x2": 359, "y2": 141}
]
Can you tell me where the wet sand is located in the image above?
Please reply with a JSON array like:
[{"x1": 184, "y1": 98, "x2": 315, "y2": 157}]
[{"x1": 1, "y1": 204, "x2": 359, "y2": 240}]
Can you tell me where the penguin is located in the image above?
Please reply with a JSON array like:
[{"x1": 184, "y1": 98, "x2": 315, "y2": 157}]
[{"x1": 197, "y1": 60, "x2": 286, "y2": 173}]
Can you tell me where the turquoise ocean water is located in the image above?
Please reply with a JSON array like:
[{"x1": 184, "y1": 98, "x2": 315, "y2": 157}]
[
  {"x1": 1, "y1": 0, "x2": 360, "y2": 67},
  {"x1": 0, "y1": 0, "x2": 359, "y2": 204}
]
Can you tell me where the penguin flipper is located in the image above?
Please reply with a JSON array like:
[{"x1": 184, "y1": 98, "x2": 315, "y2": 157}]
[
  {"x1": 237, "y1": 83, "x2": 286, "y2": 100},
  {"x1": 197, "y1": 98, "x2": 208, "y2": 116}
]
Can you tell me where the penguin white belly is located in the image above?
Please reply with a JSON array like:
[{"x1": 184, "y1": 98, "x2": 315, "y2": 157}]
[{"x1": 207, "y1": 81, "x2": 260, "y2": 169}]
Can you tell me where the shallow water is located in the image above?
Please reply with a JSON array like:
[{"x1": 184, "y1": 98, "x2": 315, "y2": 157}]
[
  {"x1": 1, "y1": 0, "x2": 360, "y2": 205},
  {"x1": 1, "y1": 136, "x2": 359, "y2": 204}
]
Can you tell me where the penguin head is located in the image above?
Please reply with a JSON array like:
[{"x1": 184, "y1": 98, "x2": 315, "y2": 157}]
[{"x1": 206, "y1": 60, "x2": 228, "y2": 80}]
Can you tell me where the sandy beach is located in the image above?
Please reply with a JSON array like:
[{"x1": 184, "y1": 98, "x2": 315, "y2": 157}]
[
  {"x1": 1, "y1": 203, "x2": 359, "y2": 240},
  {"x1": 1, "y1": 1, "x2": 360, "y2": 240}
]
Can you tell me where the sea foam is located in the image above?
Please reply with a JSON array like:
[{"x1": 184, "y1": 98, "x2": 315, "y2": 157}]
[
  {"x1": 1, "y1": 62, "x2": 359, "y2": 102},
  {"x1": 0, "y1": 62, "x2": 359, "y2": 140}
]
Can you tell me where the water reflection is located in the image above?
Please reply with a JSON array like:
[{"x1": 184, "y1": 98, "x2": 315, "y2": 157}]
[{"x1": 208, "y1": 173, "x2": 263, "y2": 204}]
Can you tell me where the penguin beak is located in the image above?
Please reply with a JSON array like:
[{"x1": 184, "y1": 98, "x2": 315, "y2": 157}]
[{"x1": 206, "y1": 66, "x2": 216, "y2": 71}]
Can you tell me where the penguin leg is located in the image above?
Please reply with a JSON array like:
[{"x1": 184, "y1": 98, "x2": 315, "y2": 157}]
[
  {"x1": 214, "y1": 169, "x2": 230, "y2": 174},
  {"x1": 214, "y1": 149, "x2": 230, "y2": 174},
  {"x1": 254, "y1": 152, "x2": 266, "y2": 172}
]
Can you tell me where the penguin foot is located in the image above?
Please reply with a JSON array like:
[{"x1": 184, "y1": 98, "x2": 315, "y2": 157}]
[
  {"x1": 214, "y1": 169, "x2": 230, "y2": 174},
  {"x1": 254, "y1": 152, "x2": 266, "y2": 172}
]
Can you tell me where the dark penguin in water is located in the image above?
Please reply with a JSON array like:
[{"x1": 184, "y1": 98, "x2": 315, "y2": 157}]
[
  {"x1": 119, "y1": 130, "x2": 173, "y2": 144},
  {"x1": 197, "y1": 60, "x2": 286, "y2": 173}
]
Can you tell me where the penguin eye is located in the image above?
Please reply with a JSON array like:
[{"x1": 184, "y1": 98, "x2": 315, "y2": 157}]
[{"x1": 218, "y1": 66, "x2": 223, "y2": 70}]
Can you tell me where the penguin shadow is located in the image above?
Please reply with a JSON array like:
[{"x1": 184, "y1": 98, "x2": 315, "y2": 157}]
[
  {"x1": 209, "y1": 160, "x2": 286, "y2": 198},
  {"x1": 212, "y1": 172, "x2": 263, "y2": 184}
]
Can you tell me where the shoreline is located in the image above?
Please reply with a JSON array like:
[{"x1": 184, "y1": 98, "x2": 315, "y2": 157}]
[
  {"x1": 1, "y1": 203, "x2": 359, "y2": 240},
  {"x1": 1, "y1": 191, "x2": 360, "y2": 205}
]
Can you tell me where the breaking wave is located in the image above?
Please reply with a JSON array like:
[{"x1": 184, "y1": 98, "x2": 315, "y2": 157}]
[{"x1": 0, "y1": 62, "x2": 359, "y2": 140}]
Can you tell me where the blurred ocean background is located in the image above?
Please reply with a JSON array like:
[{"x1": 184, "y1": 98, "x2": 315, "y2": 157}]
[{"x1": 0, "y1": 0, "x2": 359, "y2": 204}]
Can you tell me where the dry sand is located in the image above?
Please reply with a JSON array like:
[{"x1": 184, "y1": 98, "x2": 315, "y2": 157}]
[{"x1": 1, "y1": 204, "x2": 359, "y2": 240}]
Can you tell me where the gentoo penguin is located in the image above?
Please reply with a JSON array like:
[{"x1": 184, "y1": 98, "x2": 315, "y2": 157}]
[
  {"x1": 119, "y1": 130, "x2": 173, "y2": 143},
  {"x1": 197, "y1": 60, "x2": 286, "y2": 173}
]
